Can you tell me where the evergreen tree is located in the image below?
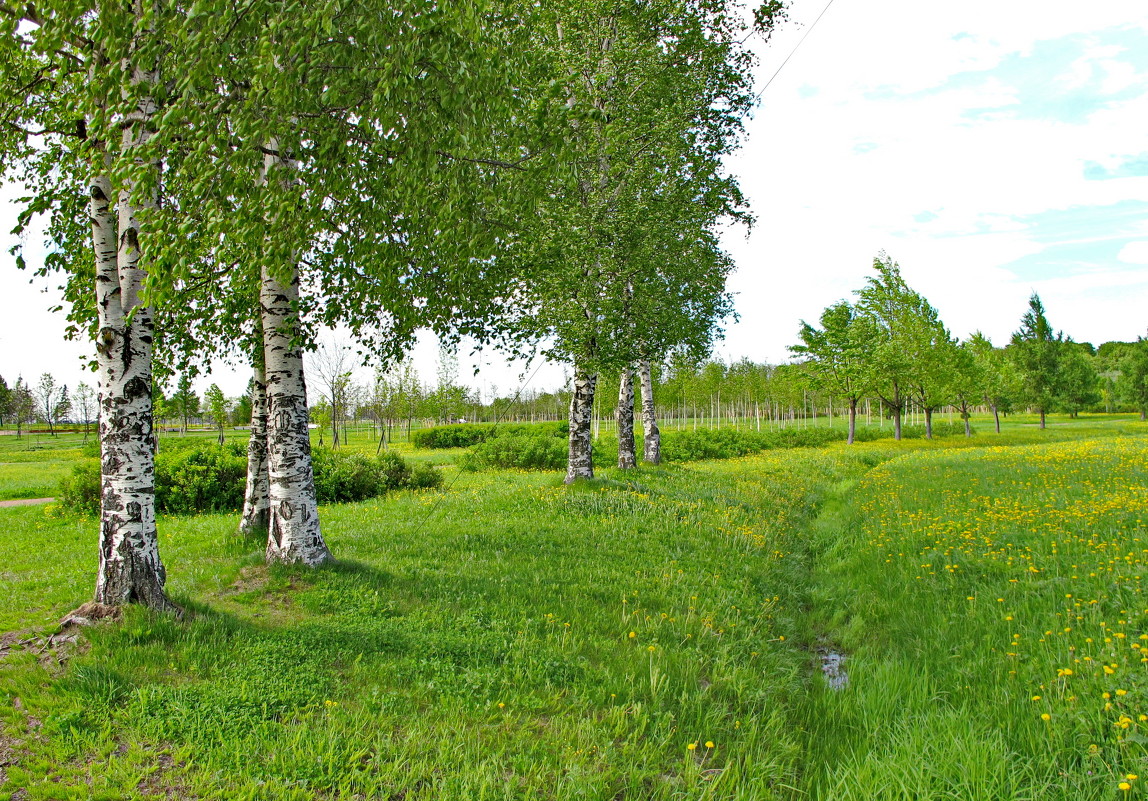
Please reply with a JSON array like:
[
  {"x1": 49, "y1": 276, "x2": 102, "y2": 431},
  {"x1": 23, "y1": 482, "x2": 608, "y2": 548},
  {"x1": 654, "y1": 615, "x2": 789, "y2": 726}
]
[{"x1": 1010, "y1": 293, "x2": 1062, "y2": 429}]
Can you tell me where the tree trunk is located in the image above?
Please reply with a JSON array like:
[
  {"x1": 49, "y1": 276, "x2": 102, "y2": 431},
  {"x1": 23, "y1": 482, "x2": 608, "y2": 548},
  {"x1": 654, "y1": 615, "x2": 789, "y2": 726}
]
[
  {"x1": 963, "y1": 404, "x2": 972, "y2": 437},
  {"x1": 239, "y1": 353, "x2": 270, "y2": 538},
  {"x1": 91, "y1": 102, "x2": 175, "y2": 611},
  {"x1": 924, "y1": 408, "x2": 933, "y2": 439},
  {"x1": 261, "y1": 261, "x2": 331, "y2": 566},
  {"x1": 847, "y1": 397, "x2": 857, "y2": 445},
  {"x1": 1039, "y1": 409, "x2": 1046, "y2": 429},
  {"x1": 638, "y1": 360, "x2": 661, "y2": 465},
  {"x1": 565, "y1": 367, "x2": 597, "y2": 483},
  {"x1": 616, "y1": 367, "x2": 636, "y2": 469},
  {"x1": 993, "y1": 404, "x2": 1001, "y2": 433},
  {"x1": 893, "y1": 405, "x2": 903, "y2": 441}
]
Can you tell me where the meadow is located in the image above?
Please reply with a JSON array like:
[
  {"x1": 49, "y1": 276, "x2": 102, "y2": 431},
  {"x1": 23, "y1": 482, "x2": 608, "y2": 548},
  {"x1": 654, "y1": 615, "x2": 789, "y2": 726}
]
[{"x1": 0, "y1": 414, "x2": 1145, "y2": 799}]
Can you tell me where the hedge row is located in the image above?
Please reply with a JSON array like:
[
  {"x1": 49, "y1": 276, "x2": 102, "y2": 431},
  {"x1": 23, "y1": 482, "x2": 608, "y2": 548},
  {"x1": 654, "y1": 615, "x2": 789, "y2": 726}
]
[{"x1": 458, "y1": 421, "x2": 971, "y2": 471}]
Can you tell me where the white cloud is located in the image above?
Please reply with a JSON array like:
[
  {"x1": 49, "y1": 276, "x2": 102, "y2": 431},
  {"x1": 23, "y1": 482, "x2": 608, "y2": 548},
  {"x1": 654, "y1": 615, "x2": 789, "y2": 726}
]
[{"x1": 1118, "y1": 241, "x2": 1148, "y2": 264}]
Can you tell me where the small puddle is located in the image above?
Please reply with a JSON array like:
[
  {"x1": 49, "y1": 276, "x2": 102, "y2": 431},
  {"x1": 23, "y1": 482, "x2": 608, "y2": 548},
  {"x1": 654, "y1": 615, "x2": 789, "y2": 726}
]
[{"x1": 818, "y1": 648, "x2": 848, "y2": 690}]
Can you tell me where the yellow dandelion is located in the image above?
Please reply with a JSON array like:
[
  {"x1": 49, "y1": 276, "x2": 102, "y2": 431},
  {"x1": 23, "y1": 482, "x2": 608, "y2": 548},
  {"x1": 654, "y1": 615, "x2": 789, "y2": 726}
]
[
  {"x1": 1041, "y1": 713, "x2": 1051, "y2": 721},
  {"x1": 705, "y1": 741, "x2": 715, "y2": 748},
  {"x1": 687, "y1": 743, "x2": 697, "y2": 751}
]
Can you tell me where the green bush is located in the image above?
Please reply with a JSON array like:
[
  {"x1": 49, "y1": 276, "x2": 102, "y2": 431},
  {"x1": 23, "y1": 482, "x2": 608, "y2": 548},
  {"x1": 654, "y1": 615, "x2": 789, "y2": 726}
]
[
  {"x1": 59, "y1": 460, "x2": 102, "y2": 516},
  {"x1": 60, "y1": 444, "x2": 442, "y2": 515},
  {"x1": 459, "y1": 434, "x2": 568, "y2": 471},
  {"x1": 413, "y1": 421, "x2": 567, "y2": 450},
  {"x1": 409, "y1": 463, "x2": 445, "y2": 489},
  {"x1": 156, "y1": 442, "x2": 247, "y2": 514}
]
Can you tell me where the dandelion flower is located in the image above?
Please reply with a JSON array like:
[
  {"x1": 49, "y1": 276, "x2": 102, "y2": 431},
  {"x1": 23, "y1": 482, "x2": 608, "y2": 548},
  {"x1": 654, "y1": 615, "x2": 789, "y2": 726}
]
[
  {"x1": 687, "y1": 743, "x2": 697, "y2": 751},
  {"x1": 1041, "y1": 713, "x2": 1051, "y2": 721},
  {"x1": 705, "y1": 741, "x2": 715, "y2": 748}
]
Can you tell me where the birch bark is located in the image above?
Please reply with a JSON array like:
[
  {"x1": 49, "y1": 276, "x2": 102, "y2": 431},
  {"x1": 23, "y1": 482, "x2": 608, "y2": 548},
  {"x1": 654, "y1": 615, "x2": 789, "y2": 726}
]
[
  {"x1": 261, "y1": 261, "x2": 331, "y2": 565},
  {"x1": 616, "y1": 367, "x2": 636, "y2": 469},
  {"x1": 239, "y1": 343, "x2": 270, "y2": 537},
  {"x1": 637, "y1": 359, "x2": 661, "y2": 465},
  {"x1": 565, "y1": 367, "x2": 597, "y2": 483},
  {"x1": 92, "y1": 56, "x2": 175, "y2": 612}
]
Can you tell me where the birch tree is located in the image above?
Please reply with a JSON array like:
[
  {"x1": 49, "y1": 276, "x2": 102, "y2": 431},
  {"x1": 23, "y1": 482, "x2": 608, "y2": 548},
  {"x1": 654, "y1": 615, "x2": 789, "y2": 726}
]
[
  {"x1": 204, "y1": 383, "x2": 228, "y2": 446},
  {"x1": 509, "y1": 1, "x2": 770, "y2": 482},
  {"x1": 33, "y1": 373, "x2": 63, "y2": 435}
]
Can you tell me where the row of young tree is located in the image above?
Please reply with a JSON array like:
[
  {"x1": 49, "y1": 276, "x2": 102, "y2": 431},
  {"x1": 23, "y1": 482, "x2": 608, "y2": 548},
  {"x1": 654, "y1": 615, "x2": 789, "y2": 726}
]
[
  {"x1": 1, "y1": 1, "x2": 779, "y2": 611},
  {"x1": 0, "y1": 372, "x2": 96, "y2": 436}
]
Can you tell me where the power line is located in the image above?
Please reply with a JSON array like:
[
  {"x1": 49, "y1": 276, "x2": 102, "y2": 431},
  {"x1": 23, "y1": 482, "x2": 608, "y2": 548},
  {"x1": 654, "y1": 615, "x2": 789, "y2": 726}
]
[{"x1": 756, "y1": 0, "x2": 838, "y2": 101}]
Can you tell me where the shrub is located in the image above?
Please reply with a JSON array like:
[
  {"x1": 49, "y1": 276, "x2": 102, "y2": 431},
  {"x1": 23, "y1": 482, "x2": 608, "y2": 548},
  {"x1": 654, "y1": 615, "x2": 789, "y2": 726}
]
[
  {"x1": 413, "y1": 421, "x2": 567, "y2": 450},
  {"x1": 459, "y1": 434, "x2": 567, "y2": 471},
  {"x1": 59, "y1": 460, "x2": 102, "y2": 516},
  {"x1": 409, "y1": 463, "x2": 445, "y2": 489},
  {"x1": 155, "y1": 444, "x2": 247, "y2": 514},
  {"x1": 59, "y1": 444, "x2": 442, "y2": 515}
]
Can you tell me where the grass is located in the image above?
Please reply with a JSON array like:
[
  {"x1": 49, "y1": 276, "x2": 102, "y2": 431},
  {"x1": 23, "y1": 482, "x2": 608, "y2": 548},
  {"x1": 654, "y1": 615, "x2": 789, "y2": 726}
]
[
  {"x1": 799, "y1": 435, "x2": 1148, "y2": 800},
  {"x1": 0, "y1": 416, "x2": 1146, "y2": 798}
]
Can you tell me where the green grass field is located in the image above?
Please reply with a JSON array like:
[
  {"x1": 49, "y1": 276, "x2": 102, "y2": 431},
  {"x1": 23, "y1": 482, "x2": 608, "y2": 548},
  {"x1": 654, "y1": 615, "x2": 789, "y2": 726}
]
[{"x1": 1, "y1": 416, "x2": 1145, "y2": 799}]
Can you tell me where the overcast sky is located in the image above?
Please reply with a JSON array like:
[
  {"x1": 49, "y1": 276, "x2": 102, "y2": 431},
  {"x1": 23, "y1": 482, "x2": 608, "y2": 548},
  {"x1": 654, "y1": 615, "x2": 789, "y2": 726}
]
[{"x1": 2, "y1": 0, "x2": 1147, "y2": 399}]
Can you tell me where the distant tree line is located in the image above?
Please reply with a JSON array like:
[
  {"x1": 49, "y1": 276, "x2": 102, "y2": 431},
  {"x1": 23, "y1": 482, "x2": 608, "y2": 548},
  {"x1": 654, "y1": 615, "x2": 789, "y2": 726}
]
[{"x1": 788, "y1": 253, "x2": 1142, "y2": 441}]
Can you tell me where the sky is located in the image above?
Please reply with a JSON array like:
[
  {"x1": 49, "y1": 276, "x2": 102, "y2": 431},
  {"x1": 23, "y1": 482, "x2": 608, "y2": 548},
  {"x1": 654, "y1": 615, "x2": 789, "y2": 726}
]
[{"x1": 2, "y1": 0, "x2": 1147, "y2": 399}]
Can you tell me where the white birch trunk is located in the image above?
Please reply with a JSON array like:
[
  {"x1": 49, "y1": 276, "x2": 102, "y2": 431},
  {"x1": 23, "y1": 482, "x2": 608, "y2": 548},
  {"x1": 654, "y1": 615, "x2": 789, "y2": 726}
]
[
  {"x1": 239, "y1": 348, "x2": 270, "y2": 538},
  {"x1": 261, "y1": 261, "x2": 331, "y2": 565},
  {"x1": 638, "y1": 360, "x2": 661, "y2": 465},
  {"x1": 616, "y1": 367, "x2": 636, "y2": 469},
  {"x1": 565, "y1": 367, "x2": 597, "y2": 483},
  {"x1": 92, "y1": 61, "x2": 174, "y2": 611}
]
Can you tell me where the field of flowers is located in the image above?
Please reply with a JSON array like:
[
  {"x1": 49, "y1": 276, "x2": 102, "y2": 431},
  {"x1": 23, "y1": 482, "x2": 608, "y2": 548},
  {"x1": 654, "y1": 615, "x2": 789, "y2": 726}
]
[{"x1": 807, "y1": 436, "x2": 1148, "y2": 799}]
